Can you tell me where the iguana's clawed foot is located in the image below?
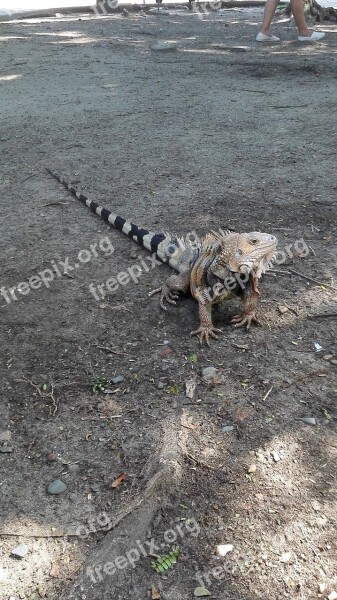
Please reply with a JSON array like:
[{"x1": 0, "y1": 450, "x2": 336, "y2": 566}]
[
  {"x1": 149, "y1": 285, "x2": 179, "y2": 311},
  {"x1": 231, "y1": 312, "x2": 260, "y2": 329},
  {"x1": 191, "y1": 325, "x2": 223, "y2": 345}
]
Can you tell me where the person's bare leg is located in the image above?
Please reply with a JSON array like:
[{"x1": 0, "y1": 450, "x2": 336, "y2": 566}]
[
  {"x1": 290, "y1": 0, "x2": 310, "y2": 36},
  {"x1": 260, "y1": 0, "x2": 280, "y2": 35}
]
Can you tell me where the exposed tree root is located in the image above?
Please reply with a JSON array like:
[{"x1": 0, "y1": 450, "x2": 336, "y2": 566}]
[{"x1": 61, "y1": 420, "x2": 185, "y2": 600}]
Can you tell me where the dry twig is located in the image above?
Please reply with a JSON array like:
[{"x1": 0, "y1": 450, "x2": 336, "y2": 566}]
[
  {"x1": 92, "y1": 343, "x2": 124, "y2": 355},
  {"x1": 307, "y1": 313, "x2": 337, "y2": 319},
  {"x1": 19, "y1": 376, "x2": 58, "y2": 415},
  {"x1": 42, "y1": 201, "x2": 69, "y2": 207},
  {"x1": 262, "y1": 386, "x2": 273, "y2": 402},
  {"x1": 271, "y1": 268, "x2": 337, "y2": 291}
]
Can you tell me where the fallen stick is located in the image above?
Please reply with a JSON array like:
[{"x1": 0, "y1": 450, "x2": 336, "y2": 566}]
[
  {"x1": 262, "y1": 386, "x2": 273, "y2": 402},
  {"x1": 287, "y1": 268, "x2": 337, "y2": 291},
  {"x1": 307, "y1": 313, "x2": 337, "y2": 319},
  {"x1": 270, "y1": 268, "x2": 337, "y2": 291}
]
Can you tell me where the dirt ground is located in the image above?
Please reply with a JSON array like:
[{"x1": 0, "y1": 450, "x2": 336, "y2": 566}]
[{"x1": 0, "y1": 6, "x2": 337, "y2": 600}]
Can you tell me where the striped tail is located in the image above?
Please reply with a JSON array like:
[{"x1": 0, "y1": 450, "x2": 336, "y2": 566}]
[
  {"x1": 47, "y1": 169, "x2": 199, "y2": 272},
  {"x1": 46, "y1": 169, "x2": 168, "y2": 256}
]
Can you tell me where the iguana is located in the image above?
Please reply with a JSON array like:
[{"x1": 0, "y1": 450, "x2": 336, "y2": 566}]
[{"x1": 47, "y1": 170, "x2": 278, "y2": 344}]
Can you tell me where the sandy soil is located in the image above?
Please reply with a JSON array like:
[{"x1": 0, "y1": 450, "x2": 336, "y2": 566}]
[{"x1": 0, "y1": 7, "x2": 337, "y2": 600}]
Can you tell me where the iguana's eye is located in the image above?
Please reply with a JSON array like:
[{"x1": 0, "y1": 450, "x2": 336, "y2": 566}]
[{"x1": 250, "y1": 238, "x2": 259, "y2": 245}]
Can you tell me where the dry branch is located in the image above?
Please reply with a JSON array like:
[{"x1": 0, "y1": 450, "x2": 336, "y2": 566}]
[{"x1": 60, "y1": 420, "x2": 185, "y2": 600}]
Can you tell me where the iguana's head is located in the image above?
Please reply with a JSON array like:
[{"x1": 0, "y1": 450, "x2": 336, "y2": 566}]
[{"x1": 214, "y1": 231, "x2": 278, "y2": 278}]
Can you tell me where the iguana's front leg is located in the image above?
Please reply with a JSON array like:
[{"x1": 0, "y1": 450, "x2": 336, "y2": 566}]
[
  {"x1": 149, "y1": 269, "x2": 191, "y2": 310},
  {"x1": 231, "y1": 274, "x2": 260, "y2": 329},
  {"x1": 190, "y1": 299, "x2": 222, "y2": 345}
]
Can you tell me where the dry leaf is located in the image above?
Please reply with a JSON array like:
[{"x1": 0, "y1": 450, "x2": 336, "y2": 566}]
[
  {"x1": 159, "y1": 347, "x2": 173, "y2": 358},
  {"x1": 151, "y1": 585, "x2": 161, "y2": 600},
  {"x1": 111, "y1": 472, "x2": 125, "y2": 488},
  {"x1": 194, "y1": 588, "x2": 211, "y2": 597},
  {"x1": 233, "y1": 406, "x2": 254, "y2": 424}
]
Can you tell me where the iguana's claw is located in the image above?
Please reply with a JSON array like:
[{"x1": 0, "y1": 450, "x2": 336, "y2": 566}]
[
  {"x1": 231, "y1": 312, "x2": 260, "y2": 329},
  {"x1": 149, "y1": 285, "x2": 179, "y2": 311},
  {"x1": 191, "y1": 325, "x2": 222, "y2": 345}
]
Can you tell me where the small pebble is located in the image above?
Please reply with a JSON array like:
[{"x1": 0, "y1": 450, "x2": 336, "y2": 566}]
[
  {"x1": 0, "y1": 431, "x2": 12, "y2": 442},
  {"x1": 271, "y1": 451, "x2": 281, "y2": 462},
  {"x1": 47, "y1": 479, "x2": 67, "y2": 495},
  {"x1": 202, "y1": 366, "x2": 224, "y2": 384},
  {"x1": 157, "y1": 381, "x2": 165, "y2": 389},
  {"x1": 222, "y1": 425, "x2": 234, "y2": 433},
  {"x1": 318, "y1": 583, "x2": 326, "y2": 593},
  {"x1": 47, "y1": 452, "x2": 57, "y2": 462},
  {"x1": 217, "y1": 544, "x2": 233, "y2": 556},
  {"x1": 194, "y1": 587, "x2": 211, "y2": 597},
  {"x1": 111, "y1": 375, "x2": 124, "y2": 385},
  {"x1": 300, "y1": 417, "x2": 316, "y2": 426},
  {"x1": 328, "y1": 592, "x2": 337, "y2": 600},
  {"x1": 323, "y1": 354, "x2": 333, "y2": 361},
  {"x1": 202, "y1": 366, "x2": 217, "y2": 378},
  {"x1": 11, "y1": 544, "x2": 28, "y2": 559},
  {"x1": 280, "y1": 551, "x2": 291, "y2": 562},
  {"x1": 278, "y1": 305, "x2": 288, "y2": 314},
  {"x1": 0, "y1": 446, "x2": 13, "y2": 453},
  {"x1": 330, "y1": 359, "x2": 337, "y2": 366},
  {"x1": 312, "y1": 500, "x2": 321, "y2": 512},
  {"x1": 247, "y1": 464, "x2": 257, "y2": 473}
]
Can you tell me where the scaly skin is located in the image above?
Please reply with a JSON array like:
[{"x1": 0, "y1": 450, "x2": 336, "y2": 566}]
[
  {"x1": 152, "y1": 231, "x2": 277, "y2": 345},
  {"x1": 149, "y1": 269, "x2": 191, "y2": 309},
  {"x1": 46, "y1": 170, "x2": 277, "y2": 345},
  {"x1": 231, "y1": 273, "x2": 260, "y2": 329}
]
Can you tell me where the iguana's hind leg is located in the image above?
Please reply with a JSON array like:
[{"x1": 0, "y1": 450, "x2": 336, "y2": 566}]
[{"x1": 149, "y1": 269, "x2": 191, "y2": 310}]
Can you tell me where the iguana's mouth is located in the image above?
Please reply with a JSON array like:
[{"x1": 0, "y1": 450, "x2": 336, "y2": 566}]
[
  {"x1": 236, "y1": 248, "x2": 277, "y2": 278},
  {"x1": 255, "y1": 250, "x2": 278, "y2": 278}
]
